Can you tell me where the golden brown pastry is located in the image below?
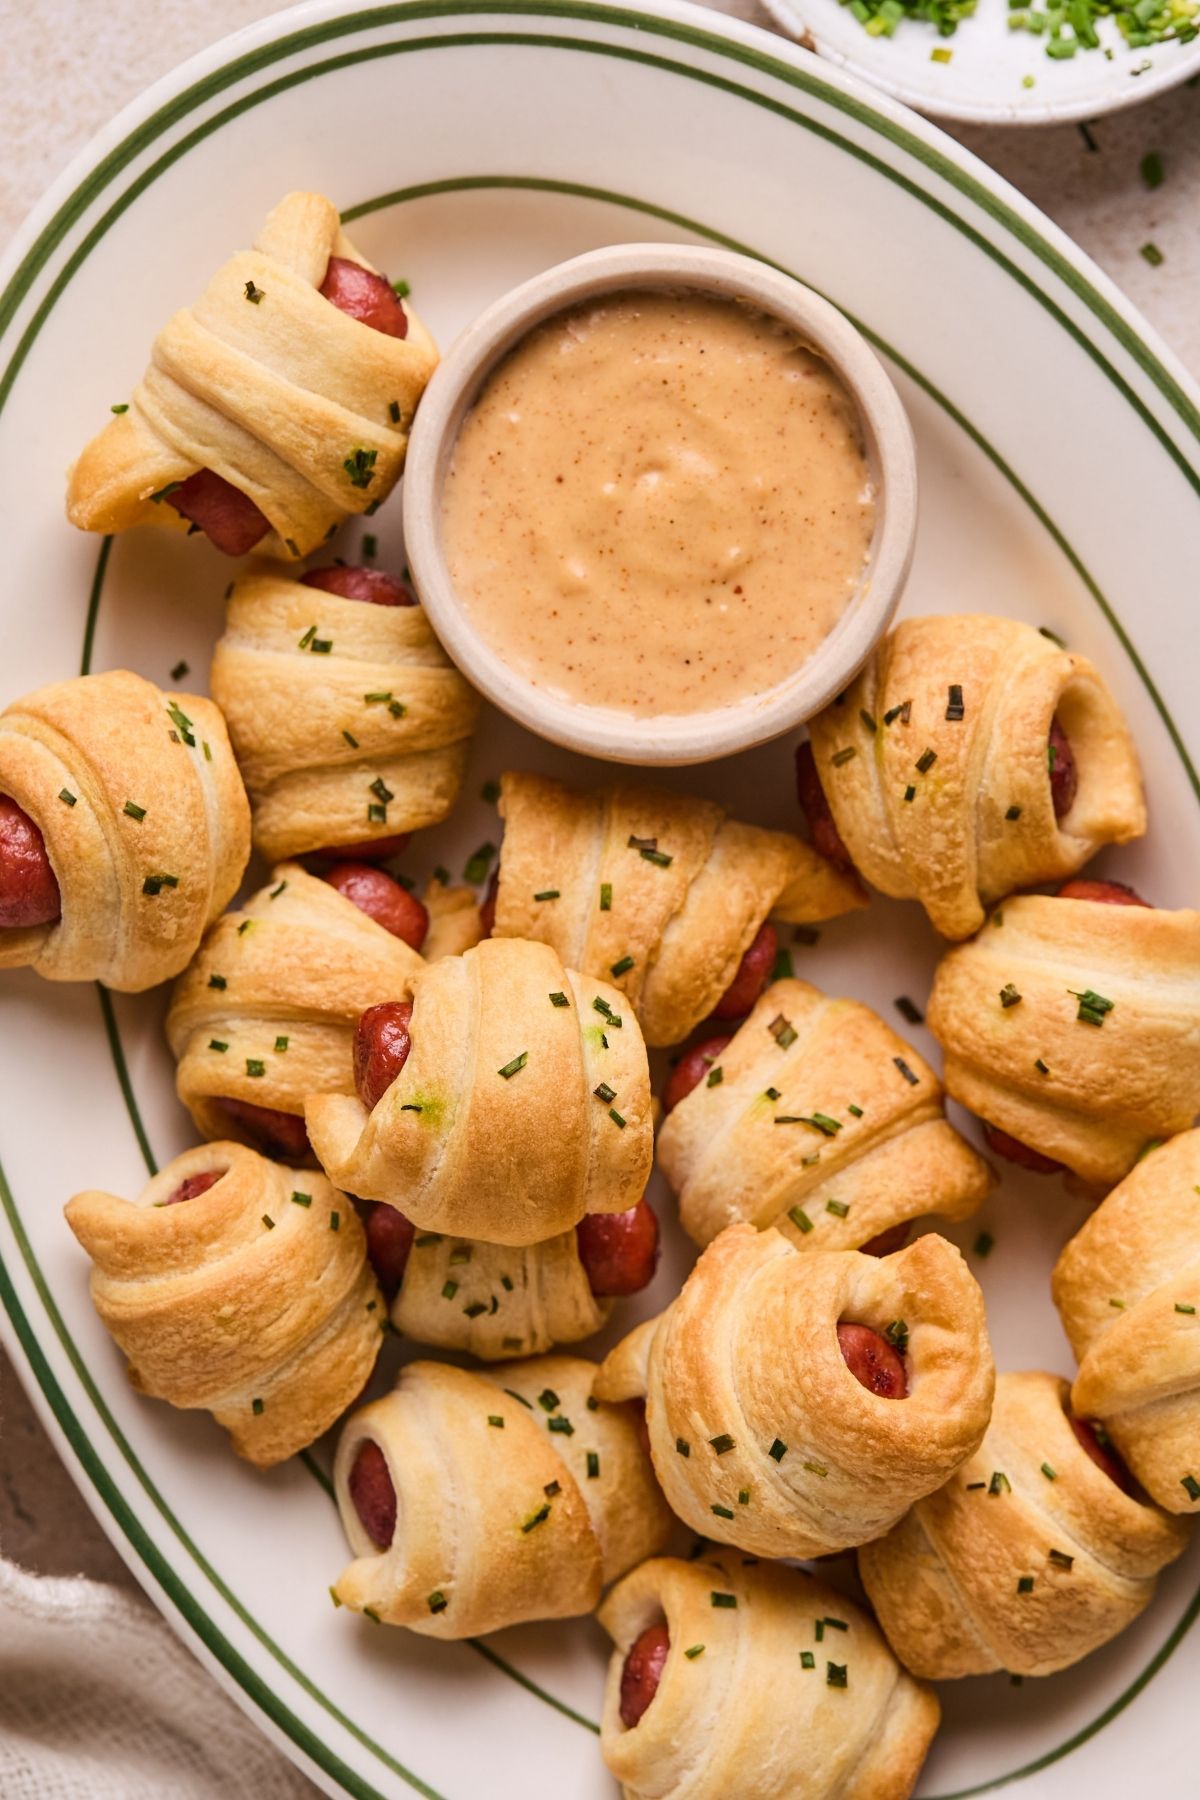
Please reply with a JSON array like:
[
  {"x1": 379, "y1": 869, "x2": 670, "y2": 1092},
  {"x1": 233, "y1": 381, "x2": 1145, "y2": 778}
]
[
  {"x1": 1053, "y1": 1130, "x2": 1200, "y2": 1514},
  {"x1": 67, "y1": 193, "x2": 438, "y2": 560},
  {"x1": 64, "y1": 1142, "x2": 381, "y2": 1466},
  {"x1": 859, "y1": 1371, "x2": 1190, "y2": 1678},
  {"x1": 926, "y1": 892, "x2": 1200, "y2": 1187},
  {"x1": 803, "y1": 614, "x2": 1146, "y2": 939},
  {"x1": 209, "y1": 566, "x2": 480, "y2": 862},
  {"x1": 332, "y1": 1354, "x2": 672, "y2": 1635},
  {"x1": 491, "y1": 770, "x2": 865, "y2": 1046},
  {"x1": 306, "y1": 936, "x2": 653, "y2": 1245},
  {"x1": 599, "y1": 1553, "x2": 940, "y2": 1800},
  {"x1": 657, "y1": 975, "x2": 992, "y2": 1251},
  {"x1": 0, "y1": 671, "x2": 249, "y2": 991},
  {"x1": 166, "y1": 860, "x2": 422, "y2": 1161},
  {"x1": 594, "y1": 1223, "x2": 994, "y2": 1558}
]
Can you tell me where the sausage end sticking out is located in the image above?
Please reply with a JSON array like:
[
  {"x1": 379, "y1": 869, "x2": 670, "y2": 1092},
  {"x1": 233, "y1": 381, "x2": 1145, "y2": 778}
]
[
  {"x1": 301, "y1": 564, "x2": 416, "y2": 607},
  {"x1": 1070, "y1": 1414, "x2": 1136, "y2": 1495},
  {"x1": 859, "y1": 1221, "x2": 911, "y2": 1258},
  {"x1": 795, "y1": 741, "x2": 857, "y2": 874},
  {"x1": 1048, "y1": 715, "x2": 1078, "y2": 822},
  {"x1": 1055, "y1": 877, "x2": 1150, "y2": 908},
  {"x1": 217, "y1": 1098, "x2": 311, "y2": 1163},
  {"x1": 661, "y1": 1035, "x2": 734, "y2": 1117},
  {"x1": 354, "y1": 1000, "x2": 414, "y2": 1112},
  {"x1": 324, "y1": 862, "x2": 429, "y2": 950},
  {"x1": 981, "y1": 1124, "x2": 1064, "y2": 1176},
  {"x1": 0, "y1": 796, "x2": 62, "y2": 929},
  {"x1": 709, "y1": 921, "x2": 778, "y2": 1022},
  {"x1": 164, "y1": 1170, "x2": 223, "y2": 1206},
  {"x1": 319, "y1": 257, "x2": 409, "y2": 340},
  {"x1": 349, "y1": 1439, "x2": 398, "y2": 1548},
  {"x1": 166, "y1": 468, "x2": 270, "y2": 555},
  {"x1": 364, "y1": 1202, "x2": 415, "y2": 1298},
  {"x1": 575, "y1": 1199, "x2": 660, "y2": 1298},
  {"x1": 837, "y1": 1322, "x2": 907, "y2": 1399},
  {"x1": 619, "y1": 1622, "x2": 670, "y2": 1730}
]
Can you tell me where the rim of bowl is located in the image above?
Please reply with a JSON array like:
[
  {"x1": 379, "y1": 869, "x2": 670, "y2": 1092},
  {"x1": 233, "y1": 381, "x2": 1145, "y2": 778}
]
[{"x1": 402, "y1": 242, "x2": 918, "y2": 766}]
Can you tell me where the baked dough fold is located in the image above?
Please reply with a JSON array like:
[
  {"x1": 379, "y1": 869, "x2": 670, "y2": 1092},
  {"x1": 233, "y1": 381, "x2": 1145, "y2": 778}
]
[
  {"x1": 926, "y1": 894, "x2": 1200, "y2": 1186},
  {"x1": 807, "y1": 614, "x2": 1145, "y2": 939},
  {"x1": 1053, "y1": 1130, "x2": 1200, "y2": 1513},
  {"x1": 66, "y1": 192, "x2": 438, "y2": 558},
  {"x1": 64, "y1": 1142, "x2": 381, "y2": 1465},
  {"x1": 390, "y1": 1226, "x2": 609, "y2": 1360},
  {"x1": 210, "y1": 567, "x2": 480, "y2": 861},
  {"x1": 658, "y1": 976, "x2": 992, "y2": 1249},
  {"x1": 598, "y1": 1553, "x2": 940, "y2": 1800},
  {"x1": 0, "y1": 670, "x2": 249, "y2": 990},
  {"x1": 493, "y1": 771, "x2": 865, "y2": 1046},
  {"x1": 594, "y1": 1223, "x2": 994, "y2": 1558},
  {"x1": 858, "y1": 1370, "x2": 1189, "y2": 1678},
  {"x1": 306, "y1": 937, "x2": 653, "y2": 1244},
  {"x1": 166, "y1": 860, "x2": 421, "y2": 1146},
  {"x1": 332, "y1": 1355, "x2": 671, "y2": 1635}
]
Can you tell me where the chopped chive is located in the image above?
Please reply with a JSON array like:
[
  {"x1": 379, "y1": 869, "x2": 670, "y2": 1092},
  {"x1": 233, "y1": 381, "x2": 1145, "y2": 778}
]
[
  {"x1": 252, "y1": 1397, "x2": 264, "y2": 1416},
  {"x1": 503, "y1": 1388, "x2": 532, "y2": 1408},
  {"x1": 548, "y1": 990, "x2": 570, "y2": 1007},
  {"x1": 894, "y1": 996, "x2": 923, "y2": 1025},
  {"x1": 1141, "y1": 241, "x2": 1165, "y2": 267},
  {"x1": 788, "y1": 1206, "x2": 814, "y2": 1234},
  {"x1": 149, "y1": 482, "x2": 181, "y2": 504},
  {"x1": 586, "y1": 1451, "x2": 600, "y2": 1479},
  {"x1": 793, "y1": 925, "x2": 821, "y2": 946},
  {"x1": 448, "y1": 1246, "x2": 472, "y2": 1266},
  {"x1": 547, "y1": 1416, "x2": 574, "y2": 1436},
  {"x1": 1017, "y1": 1576, "x2": 1035, "y2": 1594},
  {"x1": 488, "y1": 1415, "x2": 505, "y2": 1428},
  {"x1": 388, "y1": 399, "x2": 402, "y2": 424},
  {"x1": 883, "y1": 700, "x2": 912, "y2": 726},
  {"x1": 123, "y1": 800, "x2": 146, "y2": 821},
  {"x1": 1041, "y1": 1462, "x2": 1057, "y2": 1480},
  {"x1": 610, "y1": 955, "x2": 635, "y2": 977},
  {"x1": 915, "y1": 748, "x2": 937, "y2": 774},
  {"x1": 58, "y1": 788, "x2": 77, "y2": 806},
  {"x1": 706, "y1": 1066, "x2": 723, "y2": 1089},
  {"x1": 800, "y1": 1650, "x2": 815, "y2": 1669},
  {"x1": 1048, "y1": 1550, "x2": 1074, "y2": 1570},
  {"x1": 884, "y1": 1319, "x2": 910, "y2": 1355},
  {"x1": 111, "y1": 402, "x2": 129, "y2": 413},
  {"x1": 973, "y1": 1231, "x2": 995, "y2": 1258},
  {"x1": 709, "y1": 1433, "x2": 736, "y2": 1455},
  {"x1": 945, "y1": 683, "x2": 965, "y2": 720},
  {"x1": 1182, "y1": 1475, "x2": 1200, "y2": 1501},
  {"x1": 1005, "y1": 804, "x2": 1023, "y2": 822},
  {"x1": 609, "y1": 1108, "x2": 626, "y2": 1129},
  {"x1": 599, "y1": 882, "x2": 612, "y2": 911},
  {"x1": 428, "y1": 1591, "x2": 448, "y2": 1613},
  {"x1": 684, "y1": 1644, "x2": 705, "y2": 1659},
  {"x1": 893, "y1": 1057, "x2": 920, "y2": 1085},
  {"x1": 464, "y1": 842, "x2": 496, "y2": 884},
  {"x1": 291, "y1": 1192, "x2": 312, "y2": 1208},
  {"x1": 497, "y1": 1051, "x2": 528, "y2": 1080},
  {"x1": 535, "y1": 889, "x2": 561, "y2": 902},
  {"x1": 711, "y1": 1503, "x2": 735, "y2": 1519},
  {"x1": 274, "y1": 1035, "x2": 289, "y2": 1053},
  {"x1": 362, "y1": 534, "x2": 377, "y2": 558},
  {"x1": 826, "y1": 1663, "x2": 848, "y2": 1688},
  {"x1": 245, "y1": 1059, "x2": 265, "y2": 1077},
  {"x1": 1175, "y1": 1304, "x2": 1196, "y2": 1315},
  {"x1": 261, "y1": 1213, "x2": 276, "y2": 1231},
  {"x1": 1141, "y1": 151, "x2": 1165, "y2": 189},
  {"x1": 1035, "y1": 1057, "x2": 1050, "y2": 1075},
  {"x1": 500, "y1": 1275, "x2": 514, "y2": 1291},
  {"x1": 343, "y1": 447, "x2": 378, "y2": 489},
  {"x1": 329, "y1": 1212, "x2": 340, "y2": 1232},
  {"x1": 676, "y1": 1438, "x2": 691, "y2": 1457},
  {"x1": 237, "y1": 919, "x2": 254, "y2": 936},
  {"x1": 269, "y1": 879, "x2": 288, "y2": 899},
  {"x1": 208, "y1": 1039, "x2": 228, "y2": 1053},
  {"x1": 463, "y1": 1302, "x2": 487, "y2": 1319},
  {"x1": 639, "y1": 846, "x2": 673, "y2": 867},
  {"x1": 442, "y1": 1280, "x2": 458, "y2": 1300},
  {"x1": 711, "y1": 1592, "x2": 737, "y2": 1609},
  {"x1": 768, "y1": 1438, "x2": 787, "y2": 1462},
  {"x1": 848, "y1": 1103, "x2": 864, "y2": 1118},
  {"x1": 764, "y1": 1086, "x2": 781, "y2": 1102},
  {"x1": 903, "y1": 785, "x2": 916, "y2": 803},
  {"x1": 830, "y1": 746, "x2": 857, "y2": 767},
  {"x1": 244, "y1": 279, "x2": 264, "y2": 303},
  {"x1": 208, "y1": 974, "x2": 226, "y2": 990},
  {"x1": 342, "y1": 730, "x2": 359, "y2": 748},
  {"x1": 803, "y1": 1459, "x2": 828, "y2": 1477},
  {"x1": 738, "y1": 1490, "x2": 749, "y2": 1505},
  {"x1": 1069, "y1": 987, "x2": 1115, "y2": 1026},
  {"x1": 859, "y1": 709, "x2": 878, "y2": 734},
  {"x1": 1000, "y1": 983, "x2": 1023, "y2": 1009},
  {"x1": 989, "y1": 1471, "x2": 1012, "y2": 1496},
  {"x1": 826, "y1": 1199, "x2": 850, "y2": 1218},
  {"x1": 772, "y1": 946, "x2": 795, "y2": 982},
  {"x1": 769, "y1": 1014, "x2": 798, "y2": 1049},
  {"x1": 1109, "y1": 1298, "x2": 1127, "y2": 1310},
  {"x1": 594, "y1": 1082, "x2": 617, "y2": 1103}
]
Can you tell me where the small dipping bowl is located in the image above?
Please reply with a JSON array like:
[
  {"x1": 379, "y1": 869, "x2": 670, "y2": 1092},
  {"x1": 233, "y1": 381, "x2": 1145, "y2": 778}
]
[{"x1": 403, "y1": 243, "x2": 917, "y2": 766}]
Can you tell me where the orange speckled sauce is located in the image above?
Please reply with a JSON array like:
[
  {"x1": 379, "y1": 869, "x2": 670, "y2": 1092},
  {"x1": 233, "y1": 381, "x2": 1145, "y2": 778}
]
[{"x1": 440, "y1": 289, "x2": 875, "y2": 716}]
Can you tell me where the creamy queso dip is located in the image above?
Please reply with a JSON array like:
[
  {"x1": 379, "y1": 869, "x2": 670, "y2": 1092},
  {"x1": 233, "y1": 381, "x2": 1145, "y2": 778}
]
[{"x1": 440, "y1": 290, "x2": 875, "y2": 716}]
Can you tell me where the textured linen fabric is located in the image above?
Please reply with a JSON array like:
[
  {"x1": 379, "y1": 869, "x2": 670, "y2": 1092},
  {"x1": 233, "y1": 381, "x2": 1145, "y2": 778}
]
[{"x1": 0, "y1": 1555, "x2": 316, "y2": 1798}]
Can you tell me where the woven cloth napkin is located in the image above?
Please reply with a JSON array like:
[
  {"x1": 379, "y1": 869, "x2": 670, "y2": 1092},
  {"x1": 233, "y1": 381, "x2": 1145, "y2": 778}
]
[{"x1": 0, "y1": 1553, "x2": 316, "y2": 1797}]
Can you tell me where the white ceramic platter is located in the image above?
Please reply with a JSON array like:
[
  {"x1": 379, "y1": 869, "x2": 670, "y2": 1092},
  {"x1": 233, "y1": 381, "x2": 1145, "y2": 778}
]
[
  {"x1": 1, "y1": 3, "x2": 1198, "y2": 1796},
  {"x1": 762, "y1": 0, "x2": 1200, "y2": 125}
]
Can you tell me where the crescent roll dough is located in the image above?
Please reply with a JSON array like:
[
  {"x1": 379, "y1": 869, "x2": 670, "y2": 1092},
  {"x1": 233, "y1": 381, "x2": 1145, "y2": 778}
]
[
  {"x1": 306, "y1": 937, "x2": 653, "y2": 1245},
  {"x1": 64, "y1": 1142, "x2": 382, "y2": 1466},
  {"x1": 209, "y1": 568, "x2": 480, "y2": 861},
  {"x1": 166, "y1": 861, "x2": 421, "y2": 1147},
  {"x1": 926, "y1": 894, "x2": 1200, "y2": 1187},
  {"x1": 493, "y1": 771, "x2": 866, "y2": 1046},
  {"x1": 594, "y1": 1223, "x2": 994, "y2": 1558},
  {"x1": 1053, "y1": 1130, "x2": 1200, "y2": 1514},
  {"x1": 858, "y1": 1371, "x2": 1189, "y2": 1678},
  {"x1": 806, "y1": 614, "x2": 1146, "y2": 939},
  {"x1": 0, "y1": 671, "x2": 249, "y2": 991},
  {"x1": 332, "y1": 1355, "x2": 672, "y2": 1635},
  {"x1": 390, "y1": 1227, "x2": 609, "y2": 1360},
  {"x1": 599, "y1": 1554, "x2": 940, "y2": 1800},
  {"x1": 66, "y1": 192, "x2": 438, "y2": 558},
  {"x1": 658, "y1": 976, "x2": 992, "y2": 1251}
]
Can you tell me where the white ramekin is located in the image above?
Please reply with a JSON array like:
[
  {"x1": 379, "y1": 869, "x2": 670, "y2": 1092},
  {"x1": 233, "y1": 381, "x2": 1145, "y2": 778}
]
[{"x1": 402, "y1": 243, "x2": 917, "y2": 766}]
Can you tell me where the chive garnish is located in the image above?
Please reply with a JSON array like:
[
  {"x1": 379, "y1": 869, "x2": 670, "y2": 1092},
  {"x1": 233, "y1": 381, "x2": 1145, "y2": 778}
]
[
  {"x1": 788, "y1": 1206, "x2": 813, "y2": 1234},
  {"x1": 343, "y1": 447, "x2": 378, "y2": 489},
  {"x1": 768, "y1": 1438, "x2": 787, "y2": 1462},
  {"x1": 1005, "y1": 804, "x2": 1022, "y2": 822},
  {"x1": 142, "y1": 874, "x2": 179, "y2": 896},
  {"x1": 428, "y1": 1591, "x2": 448, "y2": 1613},
  {"x1": 608, "y1": 1108, "x2": 626, "y2": 1128},
  {"x1": 387, "y1": 399, "x2": 402, "y2": 424},
  {"x1": 800, "y1": 1113, "x2": 841, "y2": 1136},
  {"x1": 548, "y1": 990, "x2": 569, "y2": 1008},
  {"x1": 903, "y1": 785, "x2": 916, "y2": 803},
  {"x1": 973, "y1": 1231, "x2": 995, "y2": 1258},
  {"x1": 858, "y1": 708, "x2": 877, "y2": 734},
  {"x1": 989, "y1": 1471, "x2": 1011, "y2": 1496},
  {"x1": 1141, "y1": 241, "x2": 1165, "y2": 267},
  {"x1": 610, "y1": 955, "x2": 635, "y2": 977},
  {"x1": 769, "y1": 1014, "x2": 797, "y2": 1049},
  {"x1": 464, "y1": 1302, "x2": 487, "y2": 1319},
  {"x1": 535, "y1": 889, "x2": 561, "y2": 902},
  {"x1": 639, "y1": 846, "x2": 673, "y2": 867},
  {"x1": 676, "y1": 1438, "x2": 691, "y2": 1457},
  {"x1": 684, "y1": 1644, "x2": 705, "y2": 1660},
  {"x1": 245, "y1": 1059, "x2": 265, "y2": 1077},
  {"x1": 298, "y1": 625, "x2": 318, "y2": 650},
  {"x1": 711, "y1": 1593, "x2": 737, "y2": 1609},
  {"x1": 1176, "y1": 1304, "x2": 1196, "y2": 1315},
  {"x1": 706, "y1": 1066, "x2": 723, "y2": 1088},
  {"x1": 1069, "y1": 987, "x2": 1115, "y2": 1026},
  {"x1": 488, "y1": 1415, "x2": 504, "y2": 1428},
  {"x1": 800, "y1": 1650, "x2": 815, "y2": 1669},
  {"x1": 111, "y1": 402, "x2": 129, "y2": 413},
  {"x1": 500, "y1": 1275, "x2": 514, "y2": 1291},
  {"x1": 269, "y1": 879, "x2": 288, "y2": 899},
  {"x1": 252, "y1": 1398, "x2": 264, "y2": 1416},
  {"x1": 599, "y1": 882, "x2": 613, "y2": 911},
  {"x1": 826, "y1": 1663, "x2": 847, "y2": 1688},
  {"x1": 848, "y1": 1103, "x2": 864, "y2": 1118},
  {"x1": 586, "y1": 1451, "x2": 600, "y2": 1479},
  {"x1": 1038, "y1": 626, "x2": 1067, "y2": 648},
  {"x1": 208, "y1": 974, "x2": 226, "y2": 990},
  {"x1": 261, "y1": 1214, "x2": 275, "y2": 1231},
  {"x1": 274, "y1": 1036, "x2": 289, "y2": 1053},
  {"x1": 341, "y1": 730, "x2": 359, "y2": 749},
  {"x1": 1035, "y1": 1058, "x2": 1050, "y2": 1075},
  {"x1": 1017, "y1": 1576, "x2": 1035, "y2": 1594},
  {"x1": 1000, "y1": 983, "x2": 1022, "y2": 1008},
  {"x1": 504, "y1": 1388, "x2": 532, "y2": 1408},
  {"x1": 883, "y1": 700, "x2": 912, "y2": 726},
  {"x1": 209, "y1": 1039, "x2": 228, "y2": 1053},
  {"x1": 362, "y1": 534, "x2": 377, "y2": 559},
  {"x1": 830, "y1": 746, "x2": 857, "y2": 767},
  {"x1": 464, "y1": 843, "x2": 495, "y2": 884},
  {"x1": 1048, "y1": 1550, "x2": 1074, "y2": 1570},
  {"x1": 497, "y1": 1052, "x2": 528, "y2": 1080},
  {"x1": 894, "y1": 996, "x2": 923, "y2": 1025},
  {"x1": 826, "y1": 1199, "x2": 850, "y2": 1218},
  {"x1": 149, "y1": 482, "x2": 181, "y2": 503},
  {"x1": 764, "y1": 1087, "x2": 781, "y2": 1102},
  {"x1": 946, "y1": 684, "x2": 965, "y2": 721},
  {"x1": 894, "y1": 1057, "x2": 919, "y2": 1085},
  {"x1": 442, "y1": 1280, "x2": 458, "y2": 1300},
  {"x1": 244, "y1": 279, "x2": 264, "y2": 303},
  {"x1": 884, "y1": 1319, "x2": 909, "y2": 1355},
  {"x1": 915, "y1": 748, "x2": 937, "y2": 774},
  {"x1": 291, "y1": 1192, "x2": 311, "y2": 1207},
  {"x1": 521, "y1": 1502, "x2": 552, "y2": 1535},
  {"x1": 710, "y1": 1433, "x2": 736, "y2": 1455},
  {"x1": 449, "y1": 1247, "x2": 472, "y2": 1266},
  {"x1": 711, "y1": 1503, "x2": 735, "y2": 1519},
  {"x1": 1041, "y1": 1462, "x2": 1057, "y2": 1480},
  {"x1": 329, "y1": 1212, "x2": 340, "y2": 1232},
  {"x1": 803, "y1": 1459, "x2": 828, "y2": 1477},
  {"x1": 58, "y1": 788, "x2": 77, "y2": 806},
  {"x1": 1182, "y1": 1475, "x2": 1200, "y2": 1500},
  {"x1": 738, "y1": 1490, "x2": 749, "y2": 1505},
  {"x1": 772, "y1": 946, "x2": 795, "y2": 982}
]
